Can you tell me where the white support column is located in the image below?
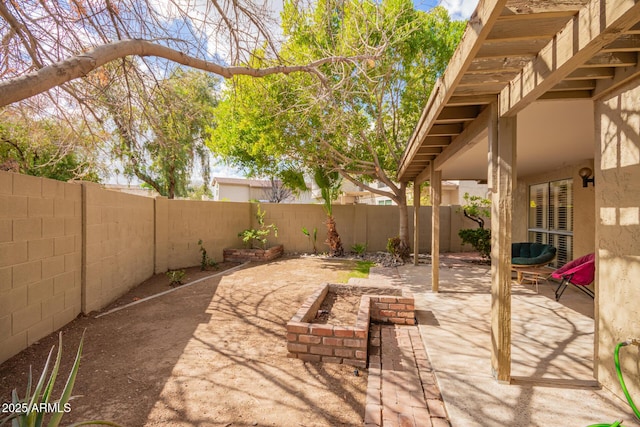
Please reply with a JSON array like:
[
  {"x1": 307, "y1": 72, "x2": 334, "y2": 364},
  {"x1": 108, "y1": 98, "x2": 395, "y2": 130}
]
[
  {"x1": 430, "y1": 168, "x2": 442, "y2": 293},
  {"x1": 413, "y1": 180, "x2": 421, "y2": 266},
  {"x1": 489, "y1": 102, "x2": 516, "y2": 383}
]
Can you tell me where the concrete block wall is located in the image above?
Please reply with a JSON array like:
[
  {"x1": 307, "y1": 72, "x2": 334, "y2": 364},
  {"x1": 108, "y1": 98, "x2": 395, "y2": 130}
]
[
  {"x1": 83, "y1": 183, "x2": 155, "y2": 313},
  {"x1": 0, "y1": 173, "x2": 82, "y2": 363},
  {"x1": 165, "y1": 200, "x2": 251, "y2": 269}
]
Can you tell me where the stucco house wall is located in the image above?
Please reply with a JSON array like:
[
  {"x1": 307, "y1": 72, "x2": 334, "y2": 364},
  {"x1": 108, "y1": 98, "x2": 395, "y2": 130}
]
[{"x1": 595, "y1": 76, "x2": 640, "y2": 401}]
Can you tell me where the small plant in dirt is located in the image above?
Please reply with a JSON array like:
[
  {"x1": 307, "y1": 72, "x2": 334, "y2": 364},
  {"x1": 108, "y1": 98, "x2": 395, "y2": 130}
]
[
  {"x1": 302, "y1": 227, "x2": 318, "y2": 254},
  {"x1": 387, "y1": 236, "x2": 410, "y2": 262},
  {"x1": 351, "y1": 243, "x2": 366, "y2": 256},
  {"x1": 458, "y1": 192, "x2": 492, "y2": 260},
  {"x1": 198, "y1": 239, "x2": 218, "y2": 271},
  {"x1": 238, "y1": 203, "x2": 278, "y2": 249},
  {"x1": 166, "y1": 269, "x2": 186, "y2": 286},
  {"x1": 0, "y1": 331, "x2": 121, "y2": 427}
]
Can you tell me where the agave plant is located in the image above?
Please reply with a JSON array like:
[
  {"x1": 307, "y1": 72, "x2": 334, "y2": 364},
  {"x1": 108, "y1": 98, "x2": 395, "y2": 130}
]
[{"x1": 0, "y1": 332, "x2": 121, "y2": 427}]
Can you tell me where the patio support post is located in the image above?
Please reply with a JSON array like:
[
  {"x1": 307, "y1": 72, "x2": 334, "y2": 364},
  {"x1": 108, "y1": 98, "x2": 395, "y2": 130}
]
[
  {"x1": 413, "y1": 179, "x2": 420, "y2": 266},
  {"x1": 431, "y1": 167, "x2": 442, "y2": 292},
  {"x1": 489, "y1": 102, "x2": 515, "y2": 383}
]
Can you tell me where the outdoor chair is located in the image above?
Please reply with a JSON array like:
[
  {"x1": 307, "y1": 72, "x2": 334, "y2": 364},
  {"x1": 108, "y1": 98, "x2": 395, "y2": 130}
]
[
  {"x1": 551, "y1": 252, "x2": 595, "y2": 301},
  {"x1": 511, "y1": 242, "x2": 557, "y2": 284}
]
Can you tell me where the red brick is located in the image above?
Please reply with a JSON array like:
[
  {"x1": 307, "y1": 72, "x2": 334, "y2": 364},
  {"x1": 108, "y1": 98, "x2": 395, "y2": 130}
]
[
  {"x1": 310, "y1": 346, "x2": 333, "y2": 356},
  {"x1": 299, "y1": 334, "x2": 322, "y2": 344},
  {"x1": 355, "y1": 350, "x2": 367, "y2": 359},
  {"x1": 406, "y1": 305, "x2": 415, "y2": 311},
  {"x1": 398, "y1": 311, "x2": 414, "y2": 318},
  {"x1": 321, "y1": 356, "x2": 342, "y2": 364},
  {"x1": 374, "y1": 302, "x2": 389, "y2": 310},
  {"x1": 380, "y1": 310, "x2": 396, "y2": 317},
  {"x1": 390, "y1": 318, "x2": 406, "y2": 324},
  {"x1": 310, "y1": 325, "x2": 334, "y2": 336},
  {"x1": 333, "y1": 327, "x2": 354, "y2": 338},
  {"x1": 287, "y1": 343, "x2": 307, "y2": 353},
  {"x1": 334, "y1": 348, "x2": 354, "y2": 358},
  {"x1": 389, "y1": 303, "x2": 406, "y2": 310},
  {"x1": 287, "y1": 322, "x2": 309, "y2": 334},
  {"x1": 286, "y1": 333, "x2": 298, "y2": 341},
  {"x1": 354, "y1": 330, "x2": 367, "y2": 339},
  {"x1": 344, "y1": 359, "x2": 367, "y2": 368},
  {"x1": 344, "y1": 338, "x2": 365, "y2": 348},
  {"x1": 322, "y1": 337, "x2": 343, "y2": 346},
  {"x1": 427, "y1": 399, "x2": 447, "y2": 418},
  {"x1": 298, "y1": 353, "x2": 321, "y2": 362},
  {"x1": 380, "y1": 296, "x2": 398, "y2": 303},
  {"x1": 398, "y1": 297, "x2": 414, "y2": 304},
  {"x1": 405, "y1": 318, "x2": 416, "y2": 325}
]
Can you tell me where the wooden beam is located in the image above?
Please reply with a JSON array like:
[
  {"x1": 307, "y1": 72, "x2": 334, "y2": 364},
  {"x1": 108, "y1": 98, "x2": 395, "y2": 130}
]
[
  {"x1": 489, "y1": 104, "x2": 515, "y2": 383},
  {"x1": 601, "y1": 34, "x2": 640, "y2": 52},
  {"x1": 414, "y1": 163, "x2": 431, "y2": 186},
  {"x1": 434, "y1": 103, "x2": 495, "y2": 171},
  {"x1": 594, "y1": 57, "x2": 640, "y2": 99},
  {"x1": 398, "y1": 0, "x2": 509, "y2": 182},
  {"x1": 476, "y1": 39, "x2": 549, "y2": 58},
  {"x1": 430, "y1": 168, "x2": 442, "y2": 293},
  {"x1": 437, "y1": 106, "x2": 481, "y2": 121},
  {"x1": 467, "y1": 56, "x2": 532, "y2": 73},
  {"x1": 413, "y1": 180, "x2": 421, "y2": 266},
  {"x1": 500, "y1": 0, "x2": 589, "y2": 16},
  {"x1": 450, "y1": 83, "x2": 509, "y2": 96},
  {"x1": 538, "y1": 90, "x2": 593, "y2": 99},
  {"x1": 422, "y1": 136, "x2": 452, "y2": 146},
  {"x1": 565, "y1": 67, "x2": 615, "y2": 80},
  {"x1": 500, "y1": 0, "x2": 640, "y2": 117},
  {"x1": 448, "y1": 94, "x2": 501, "y2": 106},
  {"x1": 459, "y1": 71, "x2": 519, "y2": 85},
  {"x1": 487, "y1": 16, "x2": 571, "y2": 42},
  {"x1": 549, "y1": 79, "x2": 597, "y2": 91},
  {"x1": 583, "y1": 52, "x2": 637, "y2": 67},
  {"x1": 429, "y1": 123, "x2": 463, "y2": 136}
]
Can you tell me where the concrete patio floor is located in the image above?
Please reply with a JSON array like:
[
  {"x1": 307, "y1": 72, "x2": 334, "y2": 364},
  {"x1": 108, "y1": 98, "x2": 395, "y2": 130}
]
[{"x1": 370, "y1": 255, "x2": 639, "y2": 427}]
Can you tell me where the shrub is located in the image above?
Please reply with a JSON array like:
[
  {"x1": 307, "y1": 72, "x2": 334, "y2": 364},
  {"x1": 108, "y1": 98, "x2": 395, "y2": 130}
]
[
  {"x1": 238, "y1": 204, "x2": 278, "y2": 249},
  {"x1": 458, "y1": 228, "x2": 491, "y2": 260},
  {"x1": 351, "y1": 243, "x2": 366, "y2": 256},
  {"x1": 198, "y1": 239, "x2": 218, "y2": 271},
  {"x1": 166, "y1": 269, "x2": 186, "y2": 286}
]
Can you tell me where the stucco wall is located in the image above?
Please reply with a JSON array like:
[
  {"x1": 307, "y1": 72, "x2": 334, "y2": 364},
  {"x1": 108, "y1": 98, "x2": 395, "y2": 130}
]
[
  {"x1": 515, "y1": 161, "x2": 596, "y2": 258},
  {"x1": 595, "y1": 76, "x2": 640, "y2": 401},
  {"x1": 0, "y1": 173, "x2": 82, "y2": 363},
  {"x1": 83, "y1": 183, "x2": 155, "y2": 313}
]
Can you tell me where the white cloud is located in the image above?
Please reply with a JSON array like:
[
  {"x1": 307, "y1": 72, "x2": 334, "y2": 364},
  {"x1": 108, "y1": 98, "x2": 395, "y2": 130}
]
[{"x1": 439, "y1": 0, "x2": 479, "y2": 20}]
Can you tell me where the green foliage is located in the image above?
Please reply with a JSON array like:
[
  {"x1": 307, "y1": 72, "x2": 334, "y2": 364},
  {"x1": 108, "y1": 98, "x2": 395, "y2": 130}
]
[
  {"x1": 461, "y1": 193, "x2": 491, "y2": 221},
  {"x1": 351, "y1": 243, "x2": 367, "y2": 255},
  {"x1": 0, "y1": 113, "x2": 101, "y2": 182},
  {"x1": 166, "y1": 269, "x2": 186, "y2": 286},
  {"x1": 238, "y1": 204, "x2": 278, "y2": 249},
  {"x1": 314, "y1": 167, "x2": 341, "y2": 217},
  {"x1": 337, "y1": 260, "x2": 375, "y2": 283},
  {"x1": 387, "y1": 236, "x2": 410, "y2": 261},
  {"x1": 94, "y1": 66, "x2": 218, "y2": 199},
  {"x1": 302, "y1": 227, "x2": 318, "y2": 254},
  {"x1": 197, "y1": 240, "x2": 218, "y2": 271},
  {"x1": 0, "y1": 332, "x2": 121, "y2": 427},
  {"x1": 208, "y1": 0, "x2": 465, "y2": 245},
  {"x1": 458, "y1": 228, "x2": 491, "y2": 260}
]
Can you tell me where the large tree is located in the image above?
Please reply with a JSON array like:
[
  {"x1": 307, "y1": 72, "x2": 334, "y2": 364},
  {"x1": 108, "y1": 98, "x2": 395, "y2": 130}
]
[{"x1": 209, "y1": 0, "x2": 465, "y2": 248}]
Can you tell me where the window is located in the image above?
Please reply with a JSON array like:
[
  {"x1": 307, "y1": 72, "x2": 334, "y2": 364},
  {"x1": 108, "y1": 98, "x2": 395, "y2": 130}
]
[{"x1": 528, "y1": 179, "x2": 573, "y2": 267}]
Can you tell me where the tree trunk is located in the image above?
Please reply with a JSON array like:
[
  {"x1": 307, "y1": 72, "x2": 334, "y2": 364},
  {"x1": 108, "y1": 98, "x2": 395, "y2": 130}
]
[
  {"x1": 325, "y1": 215, "x2": 344, "y2": 257},
  {"x1": 397, "y1": 182, "x2": 410, "y2": 251}
]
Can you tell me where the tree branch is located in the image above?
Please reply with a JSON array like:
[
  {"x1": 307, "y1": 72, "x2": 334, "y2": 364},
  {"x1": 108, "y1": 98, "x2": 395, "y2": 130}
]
[{"x1": 0, "y1": 39, "x2": 381, "y2": 108}]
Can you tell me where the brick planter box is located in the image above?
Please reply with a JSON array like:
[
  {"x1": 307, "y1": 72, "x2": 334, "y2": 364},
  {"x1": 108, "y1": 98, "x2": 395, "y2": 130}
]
[
  {"x1": 223, "y1": 244, "x2": 283, "y2": 262},
  {"x1": 286, "y1": 283, "x2": 414, "y2": 368}
]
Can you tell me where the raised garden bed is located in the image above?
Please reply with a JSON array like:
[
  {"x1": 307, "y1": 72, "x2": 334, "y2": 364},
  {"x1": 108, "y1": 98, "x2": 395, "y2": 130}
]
[
  {"x1": 286, "y1": 283, "x2": 415, "y2": 368},
  {"x1": 223, "y1": 244, "x2": 284, "y2": 262}
]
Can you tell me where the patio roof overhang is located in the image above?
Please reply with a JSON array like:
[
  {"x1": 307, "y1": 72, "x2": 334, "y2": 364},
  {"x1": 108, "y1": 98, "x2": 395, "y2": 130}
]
[{"x1": 398, "y1": 0, "x2": 640, "y2": 184}]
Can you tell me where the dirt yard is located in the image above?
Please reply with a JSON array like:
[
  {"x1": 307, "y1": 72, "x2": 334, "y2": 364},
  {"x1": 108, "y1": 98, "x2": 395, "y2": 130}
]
[{"x1": 0, "y1": 257, "x2": 370, "y2": 426}]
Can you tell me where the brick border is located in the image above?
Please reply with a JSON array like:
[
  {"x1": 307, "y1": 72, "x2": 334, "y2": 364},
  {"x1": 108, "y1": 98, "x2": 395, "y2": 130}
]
[
  {"x1": 223, "y1": 244, "x2": 284, "y2": 262},
  {"x1": 286, "y1": 283, "x2": 414, "y2": 368}
]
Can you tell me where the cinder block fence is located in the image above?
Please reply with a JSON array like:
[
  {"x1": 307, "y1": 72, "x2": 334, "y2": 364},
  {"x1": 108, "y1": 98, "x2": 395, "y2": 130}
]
[{"x1": 0, "y1": 170, "x2": 470, "y2": 363}]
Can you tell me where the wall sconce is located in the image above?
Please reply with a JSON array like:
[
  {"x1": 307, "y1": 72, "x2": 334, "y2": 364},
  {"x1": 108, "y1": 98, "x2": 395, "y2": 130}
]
[{"x1": 579, "y1": 167, "x2": 595, "y2": 187}]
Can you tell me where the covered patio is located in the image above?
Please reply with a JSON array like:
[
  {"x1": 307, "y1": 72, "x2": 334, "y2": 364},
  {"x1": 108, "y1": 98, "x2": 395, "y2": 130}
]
[{"x1": 397, "y1": 0, "x2": 640, "y2": 415}]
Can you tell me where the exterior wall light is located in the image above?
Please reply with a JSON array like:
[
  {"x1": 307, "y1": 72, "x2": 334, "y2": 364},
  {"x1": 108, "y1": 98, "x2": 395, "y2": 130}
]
[{"x1": 579, "y1": 167, "x2": 595, "y2": 187}]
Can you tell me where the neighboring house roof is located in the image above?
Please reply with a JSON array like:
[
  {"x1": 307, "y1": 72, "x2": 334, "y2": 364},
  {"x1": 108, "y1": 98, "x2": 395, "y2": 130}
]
[{"x1": 398, "y1": 0, "x2": 640, "y2": 182}]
